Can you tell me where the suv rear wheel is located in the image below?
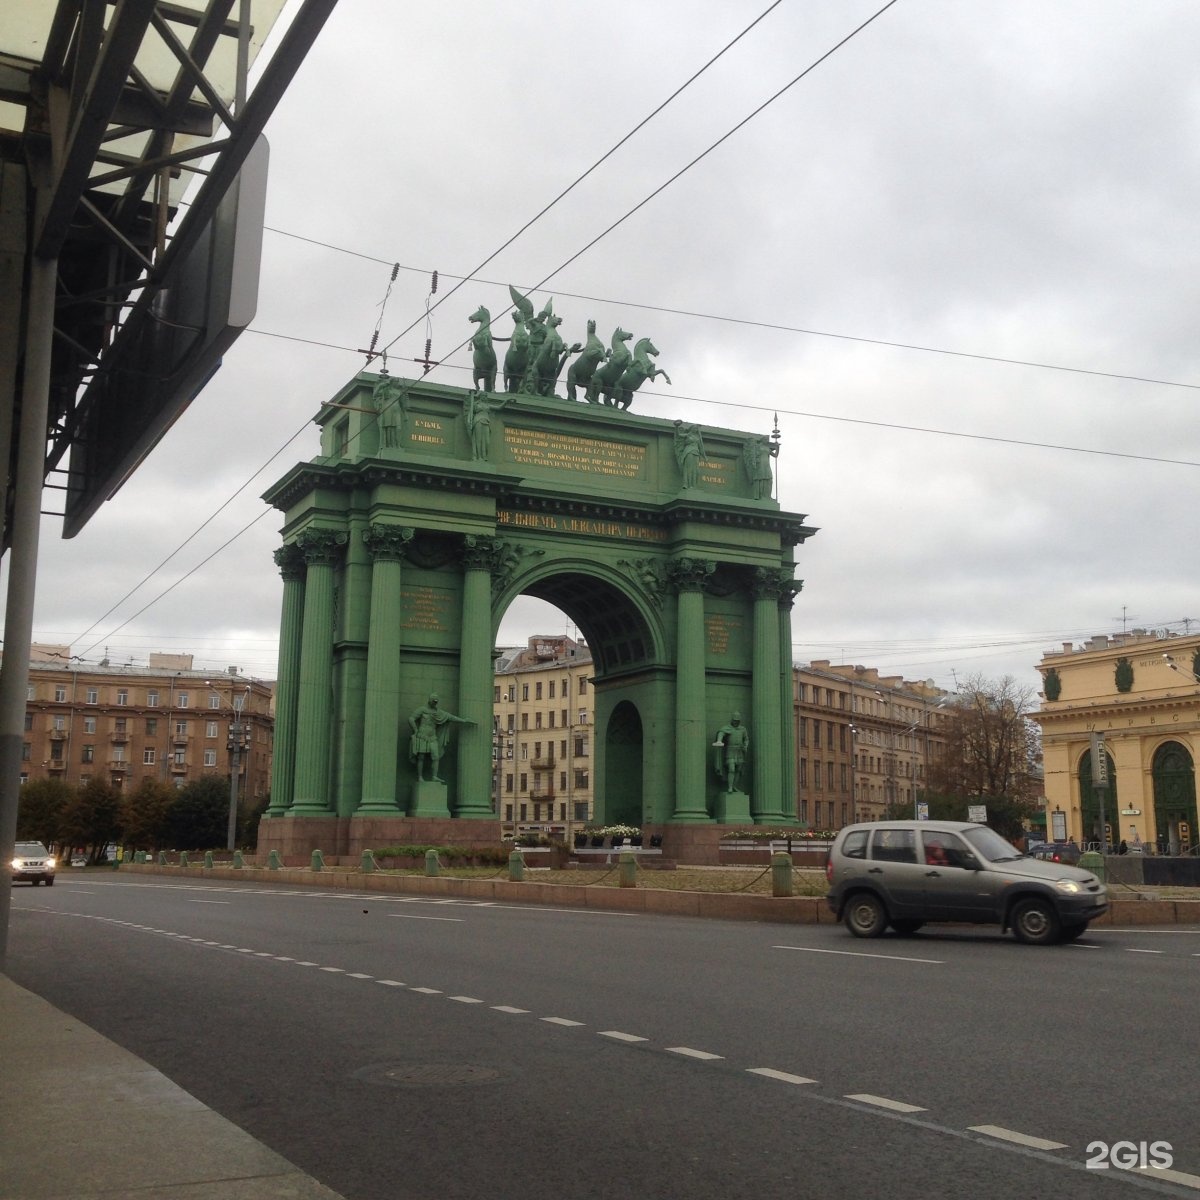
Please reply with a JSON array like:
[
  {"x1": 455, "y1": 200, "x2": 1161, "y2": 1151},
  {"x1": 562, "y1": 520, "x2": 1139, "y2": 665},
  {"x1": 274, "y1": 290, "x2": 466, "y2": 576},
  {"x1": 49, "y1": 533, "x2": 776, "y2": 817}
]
[
  {"x1": 1010, "y1": 897, "x2": 1059, "y2": 945},
  {"x1": 844, "y1": 892, "x2": 888, "y2": 938}
]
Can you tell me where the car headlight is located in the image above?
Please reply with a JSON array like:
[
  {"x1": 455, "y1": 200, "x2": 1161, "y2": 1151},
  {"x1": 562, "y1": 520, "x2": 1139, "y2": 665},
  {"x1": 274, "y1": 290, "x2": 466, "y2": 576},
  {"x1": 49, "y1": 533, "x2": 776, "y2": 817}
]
[
  {"x1": 1055, "y1": 880, "x2": 1081, "y2": 894},
  {"x1": 11, "y1": 859, "x2": 24, "y2": 869},
  {"x1": 44, "y1": 857, "x2": 56, "y2": 868}
]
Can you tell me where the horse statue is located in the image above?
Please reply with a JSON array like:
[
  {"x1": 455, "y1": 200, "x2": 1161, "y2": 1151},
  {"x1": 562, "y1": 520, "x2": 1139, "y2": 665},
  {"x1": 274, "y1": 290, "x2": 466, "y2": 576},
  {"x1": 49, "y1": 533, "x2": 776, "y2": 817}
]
[
  {"x1": 588, "y1": 327, "x2": 633, "y2": 405},
  {"x1": 567, "y1": 319, "x2": 607, "y2": 401},
  {"x1": 611, "y1": 337, "x2": 670, "y2": 410},
  {"x1": 468, "y1": 306, "x2": 497, "y2": 393},
  {"x1": 503, "y1": 285, "x2": 536, "y2": 392}
]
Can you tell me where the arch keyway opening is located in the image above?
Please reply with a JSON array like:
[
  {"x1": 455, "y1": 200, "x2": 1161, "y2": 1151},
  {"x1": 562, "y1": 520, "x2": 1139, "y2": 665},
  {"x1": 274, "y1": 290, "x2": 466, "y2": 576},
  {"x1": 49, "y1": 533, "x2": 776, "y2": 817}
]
[{"x1": 1152, "y1": 741, "x2": 1197, "y2": 854}]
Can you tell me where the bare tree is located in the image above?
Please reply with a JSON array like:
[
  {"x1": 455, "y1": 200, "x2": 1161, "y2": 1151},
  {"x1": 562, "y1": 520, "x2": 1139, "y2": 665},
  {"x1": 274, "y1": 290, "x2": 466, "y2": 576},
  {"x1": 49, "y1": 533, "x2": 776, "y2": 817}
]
[{"x1": 921, "y1": 674, "x2": 1043, "y2": 838}]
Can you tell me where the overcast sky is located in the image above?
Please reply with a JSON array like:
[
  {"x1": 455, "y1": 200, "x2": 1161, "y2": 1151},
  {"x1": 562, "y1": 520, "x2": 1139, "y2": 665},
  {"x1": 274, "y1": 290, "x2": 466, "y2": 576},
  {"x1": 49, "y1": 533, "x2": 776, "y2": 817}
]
[{"x1": 15, "y1": 0, "x2": 1200, "y2": 696}]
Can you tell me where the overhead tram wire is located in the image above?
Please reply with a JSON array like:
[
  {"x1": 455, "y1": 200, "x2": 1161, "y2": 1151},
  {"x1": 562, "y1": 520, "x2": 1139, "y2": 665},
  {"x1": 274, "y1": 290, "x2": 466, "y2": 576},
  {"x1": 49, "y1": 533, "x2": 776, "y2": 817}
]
[
  {"x1": 366, "y1": 0, "x2": 787, "y2": 367},
  {"x1": 64, "y1": 2, "x2": 794, "y2": 653},
  {"x1": 370, "y1": 0, "x2": 904, "y2": 383}
]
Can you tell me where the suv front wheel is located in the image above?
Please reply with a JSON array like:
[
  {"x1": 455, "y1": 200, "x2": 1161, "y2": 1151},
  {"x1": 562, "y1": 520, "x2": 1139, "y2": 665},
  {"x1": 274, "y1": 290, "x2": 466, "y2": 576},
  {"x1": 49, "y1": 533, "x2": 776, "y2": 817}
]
[
  {"x1": 843, "y1": 892, "x2": 888, "y2": 938},
  {"x1": 1010, "y1": 897, "x2": 1060, "y2": 945}
]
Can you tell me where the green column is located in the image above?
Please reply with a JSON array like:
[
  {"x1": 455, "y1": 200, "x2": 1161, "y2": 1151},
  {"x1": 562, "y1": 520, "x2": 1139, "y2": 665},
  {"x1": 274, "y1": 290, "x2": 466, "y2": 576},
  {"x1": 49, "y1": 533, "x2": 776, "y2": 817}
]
[
  {"x1": 291, "y1": 529, "x2": 346, "y2": 816},
  {"x1": 752, "y1": 568, "x2": 786, "y2": 822},
  {"x1": 456, "y1": 536, "x2": 499, "y2": 817},
  {"x1": 778, "y1": 577, "x2": 800, "y2": 825},
  {"x1": 358, "y1": 524, "x2": 413, "y2": 813},
  {"x1": 670, "y1": 557, "x2": 713, "y2": 822},
  {"x1": 265, "y1": 545, "x2": 304, "y2": 816}
]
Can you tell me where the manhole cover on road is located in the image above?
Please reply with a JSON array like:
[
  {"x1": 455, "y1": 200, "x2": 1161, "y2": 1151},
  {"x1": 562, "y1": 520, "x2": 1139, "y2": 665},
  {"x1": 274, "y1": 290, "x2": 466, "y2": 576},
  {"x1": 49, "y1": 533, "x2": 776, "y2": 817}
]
[{"x1": 355, "y1": 1063, "x2": 501, "y2": 1087}]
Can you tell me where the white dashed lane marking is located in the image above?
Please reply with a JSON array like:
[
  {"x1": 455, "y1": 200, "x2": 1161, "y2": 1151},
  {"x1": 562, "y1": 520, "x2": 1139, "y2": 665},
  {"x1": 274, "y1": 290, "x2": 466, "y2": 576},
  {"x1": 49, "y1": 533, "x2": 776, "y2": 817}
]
[
  {"x1": 599, "y1": 1031, "x2": 648, "y2": 1043},
  {"x1": 846, "y1": 1093, "x2": 926, "y2": 1114},
  {"x1": 667, "y1": 1047, "x2": 723, "y2": 1061},
  {"x1": 541, "y1": 1017, "x2": 585, "y2": 1027},
  {"x1": 747, "y1": 1068, "x2": 816, "y2": 1085},
  {"x1": 492, "y1": 1005, "x2": 529, "y2": 1014},
  {"x1": 968, "y1": 1125, "x2": 1067, "y2": 1151},
  {"x1": 449, "y1": 996, "x2": 483, "y2": 1004}
]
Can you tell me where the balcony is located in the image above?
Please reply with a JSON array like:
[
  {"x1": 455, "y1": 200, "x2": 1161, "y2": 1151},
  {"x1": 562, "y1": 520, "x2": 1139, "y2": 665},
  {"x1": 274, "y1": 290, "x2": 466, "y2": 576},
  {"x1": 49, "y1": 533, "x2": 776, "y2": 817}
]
[
  {"x1": 531, "y1": 756, "x2": 555, "y2": 770},
  {"x1": 530, "y1": 788, "x2": 556, "y2": 801},
  {"x1": 110, "y1": 732, "x2": 129, "y2": 743},
  {"x1": 108, "y1": 760, "x2": 128, "y2": 771},
  {"x1": 170, "y1": 760, "x2": 189, "y2": 773}
]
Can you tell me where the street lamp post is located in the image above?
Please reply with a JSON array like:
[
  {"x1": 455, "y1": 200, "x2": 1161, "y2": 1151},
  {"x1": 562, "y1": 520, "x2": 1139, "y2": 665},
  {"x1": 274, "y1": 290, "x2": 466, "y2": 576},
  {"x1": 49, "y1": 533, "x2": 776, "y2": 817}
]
[{"x1": 226, "y1": 688, "x2": 250, "y2": 851}]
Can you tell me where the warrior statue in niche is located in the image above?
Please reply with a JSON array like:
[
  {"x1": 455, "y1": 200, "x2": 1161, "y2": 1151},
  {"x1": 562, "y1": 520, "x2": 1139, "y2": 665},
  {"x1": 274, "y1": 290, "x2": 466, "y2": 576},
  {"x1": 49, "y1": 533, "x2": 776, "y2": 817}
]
[{"x1": 409, "y1": 694, "x2": 473, "y2": 784}]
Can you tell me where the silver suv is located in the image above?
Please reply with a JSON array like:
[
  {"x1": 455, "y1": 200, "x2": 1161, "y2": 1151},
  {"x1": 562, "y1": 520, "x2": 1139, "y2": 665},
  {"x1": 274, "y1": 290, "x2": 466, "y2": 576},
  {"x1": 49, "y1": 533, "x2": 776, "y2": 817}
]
[
  {"x1": 825, "y1": 820, "x2": 1106, "y2": 944},
  {"x1": 10, "y1": 841, "x2": 56, "y2": 886}
]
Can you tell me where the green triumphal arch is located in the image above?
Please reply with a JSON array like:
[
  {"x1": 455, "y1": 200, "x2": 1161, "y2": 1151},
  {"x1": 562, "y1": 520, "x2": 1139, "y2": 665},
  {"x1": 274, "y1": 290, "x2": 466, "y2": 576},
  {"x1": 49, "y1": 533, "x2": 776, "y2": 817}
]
[{"x1": 257, "y1": 367, "x2": 816, "y2": 859}]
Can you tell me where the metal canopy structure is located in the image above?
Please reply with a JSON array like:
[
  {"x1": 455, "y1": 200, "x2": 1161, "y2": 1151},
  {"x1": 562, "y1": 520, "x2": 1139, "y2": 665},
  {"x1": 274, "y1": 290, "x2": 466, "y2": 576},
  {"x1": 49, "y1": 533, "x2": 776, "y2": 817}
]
[
  {"x1": 0, "y1": 0, "x2": 337, "y2": 538},
  {"x1": 0, "y1": 0, "x2": 338, "y2": 968}
]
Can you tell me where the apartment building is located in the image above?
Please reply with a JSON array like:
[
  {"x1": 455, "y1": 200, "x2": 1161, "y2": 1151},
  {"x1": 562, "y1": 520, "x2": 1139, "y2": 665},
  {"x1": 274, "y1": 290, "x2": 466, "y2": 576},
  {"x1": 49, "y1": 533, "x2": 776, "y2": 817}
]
[
  {"x1": 20, "y1": 647, "x2": 275, "y2": 800},
  {"x1": 795, "y1": 660, "x2": 952, "y2": 830},
  {"x1": 493, "y1": 635, "x2": 593, "y2": 829}
]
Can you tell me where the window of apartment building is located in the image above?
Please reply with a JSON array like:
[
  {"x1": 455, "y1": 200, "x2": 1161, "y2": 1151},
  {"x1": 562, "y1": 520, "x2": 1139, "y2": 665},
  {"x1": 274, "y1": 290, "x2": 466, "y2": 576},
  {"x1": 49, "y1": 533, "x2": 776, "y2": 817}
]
[
  {"x1": 86, "y1": 687, "x2": 98, "y2": 704},
  {"x1": 506, "y1": 714, "x2": 514, "y2": 731},
  {"x1": 811, "y1": 718, "x2": 821, "y2": 747},
  {"x1": 143, "y1": 748, "x2": 155, "y2": 765},
  {"x1": 505, "y1": 774, "x2": 513, "y2": 793},
  {"x1": 796, "y1": 683, "x2": 806, "y2": 703},
  {"x1": 19, "y1": 773, "x2": 27, "y2": 785},
  {"x1": 840, "y1": 802, "x2": 849, "y2": 827},
  {"x1": 798, "y1": 799, "x2": 808, "y2": 823},
  {"x1": 812, "y1": 800, "x2": 822, "y2": 827},
  {"x1": 521, "y1": 685, "x2": 529, "y2": 701},
  {"x1": 826, "y1": 721, "x2": 834, "y2": 748},
  {"x1": 799, "y1": 759, "x2": 807, "y2": 787},
  {"x1": 23, "y1": 713, "x2": 32, "y2": 731},
  {"x1": 115, "y1": 717, "x2": 127, "y2": 734},
  {"x1": 21, "y1": 743, "x2": 30, "y2": 761},
  {"x1": 546, "y1": 710, "x2": 555, "y2": 728},
  {"x1": 561, "y1": 677, "x2": 568, "y2": 696},
  {"x1": 147, "y1": 690, "x2": 159, "y2": 707},
  {"x1": 520, "y1": 713, "x2": 528, "y2": 730},
  {"x1": 519, "y1": 772, "x2": 528, "y2": 792},
  {"x1": 533, "y1": 742, "x2": 541, "y2": 760},
  {"x1": 116, "y1": 689, "x2": 128, "y2": 706},
  {"x1": 507, "y1": 685, "x2": 515, "y2": 702},
  {"x1": 334, "y1": 417, "x2": 349, "y2": 456},
  {"x1": 840, "y1": 725, "x2": 848, "y2": 752},
  {"x1": 815, "y1": 759, "x2": 824, "y2": 788},
  {"x1": 175, "y1": 720, "x2": 188, "y2": 736},
  {"x1": 55, "y1": 686, "x2": 66, "y2": 702},
  {"x1": 26, "y1": 685, "x2": 35, "y2": 701},
  {"x1": 534, "y1": 682, "x2": 542, "y2": 700},
  {"x1": 574, "y1": 735, "x2": 588, "y2": 757},
  {"x1": 206, "y1": 693, "x2": 219, "y2": 709},
  {"x1": 52, "y1": 715, "x2": 65, "y2": 731},
  {"x1": 574, "y1": 768, "x2": 588, "y2": 789},
  {"x1": 518, "y1": 803, "x2": 527, "y2": 821},
  {"x1": 797, "y1": 720, "x2": 806, "y2": 748},
  {"x1": 559, "y1": 771, "x2": 566, "y2": 790},
  {"x1": 519, "y1": 743, "x2": 528, "y2": 760},
  {"x1": 173, "y1": 747, "x2": 185, "y2": 765},
  {"x1": 112, "y1": 745, "x2": 125, "y2": 763},
  {"x1": 578, "y1": 676, "x2": 588, "y2": 694},
  {"x1": 548, "y1": 680, "x2": 555, "y2": 699},
  {"x1": 840, "y1": 764, "x2": 848, "y2": 791},
  {"x1": 827, "y1": 762, "x2": 835, "y2": 790},
  {"x1": 83, "y1": 716, "x2": 96, "y2": 734},
  {"x1": 839, "y1": 691, "x2": 847, "y2": 710},
  {"x1": 493, "y1": 686, "x2": 500, "y2": 702},
  {"x1": 206, "y1": 721, "x2": 218, "y2": 738},
  {"x1": 560, "y1": 740, "x2": 567, "y2": 758},
  {"x1": 146, "y1": 718, "x2": 157, "y2": 735},
  {"x1": 535, "y1": 712, "x2": 542, "y2": 729},
  {"x1": 82, "y1": 745, "x2": 94, "y2": 763},
  {"x1": 203, "y1": 749, "x2": 217, "y2": 767},
  {"x1": 578, "y1": 709, "x2": 587, "y2": 724},
  {"x1": 177, "y1": 692, "x2": 189, "y2": 708}
]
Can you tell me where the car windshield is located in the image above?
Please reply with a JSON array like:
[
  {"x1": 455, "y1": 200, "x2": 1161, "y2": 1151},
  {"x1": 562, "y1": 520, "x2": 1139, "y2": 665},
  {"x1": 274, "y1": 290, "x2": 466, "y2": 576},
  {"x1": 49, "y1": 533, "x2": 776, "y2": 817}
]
[
  {"x1": 15, "y1": 842, "x2": 47, "y2": 854},
  {"x1": 960, "y1": 826, "x2": 1023, "y2": 862}
]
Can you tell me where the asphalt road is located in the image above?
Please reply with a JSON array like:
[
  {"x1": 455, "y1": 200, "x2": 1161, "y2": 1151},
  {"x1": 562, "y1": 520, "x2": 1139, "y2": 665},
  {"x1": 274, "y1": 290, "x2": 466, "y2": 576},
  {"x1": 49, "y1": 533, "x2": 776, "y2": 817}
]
[{"x1": 8, "y1": 875, "x2": 1198, "y2": 1200}]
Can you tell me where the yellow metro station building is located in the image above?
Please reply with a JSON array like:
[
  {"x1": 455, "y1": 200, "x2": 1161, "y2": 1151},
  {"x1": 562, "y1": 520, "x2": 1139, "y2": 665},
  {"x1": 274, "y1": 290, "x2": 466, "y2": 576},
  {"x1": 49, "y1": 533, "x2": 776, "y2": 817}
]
[{"x1": 1032, "y1": 631, "x2": 1200, "y2": 853}]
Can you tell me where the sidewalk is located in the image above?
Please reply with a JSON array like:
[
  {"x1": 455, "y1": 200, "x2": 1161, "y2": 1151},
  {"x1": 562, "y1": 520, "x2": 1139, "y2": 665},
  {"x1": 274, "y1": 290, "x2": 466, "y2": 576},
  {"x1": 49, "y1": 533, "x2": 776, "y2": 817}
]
[{"x1": 0, "y1": 974, "x2": 345, "y2": 1200}]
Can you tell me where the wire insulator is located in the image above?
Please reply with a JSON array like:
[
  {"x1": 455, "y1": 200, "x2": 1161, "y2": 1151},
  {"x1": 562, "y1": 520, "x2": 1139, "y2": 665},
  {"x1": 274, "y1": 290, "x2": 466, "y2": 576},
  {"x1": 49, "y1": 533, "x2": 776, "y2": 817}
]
[
  {"x1": 390, "y1": 263, "x2": 399, "y2": 283},
  {"x1": 430, "y1": 270, "x2": 438, "y2": 295},
  {"x1": 424, "y1": 338, "x2": 432, "y2": 362}
]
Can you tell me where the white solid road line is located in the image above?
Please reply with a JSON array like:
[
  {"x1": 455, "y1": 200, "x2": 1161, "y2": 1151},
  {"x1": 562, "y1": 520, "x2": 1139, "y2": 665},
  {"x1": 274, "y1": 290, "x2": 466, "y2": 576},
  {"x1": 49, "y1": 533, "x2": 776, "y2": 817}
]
[
  {"x1": 774, "y1": 945, "x2": 943, "y2": 964},
  {"x1": 747, "y1": 1068, "x2": 816, "y2": 1085},
  {"x1": 968, "y1": 1125, "x2": 1067, "y2": 1151},
  {"x1": 386, "y1": 913, "x2": 464, "y2": 922},
  {"x1": 846, "y1": 1093, "x2": 926, "y2": 1114}
]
